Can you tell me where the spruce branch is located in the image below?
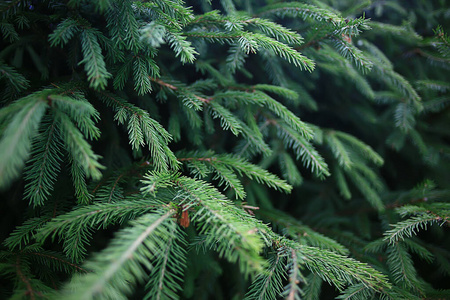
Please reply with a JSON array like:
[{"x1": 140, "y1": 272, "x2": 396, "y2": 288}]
[
  {"x1": 0, "y1": 94, "x2": 48, "y2": 189},
  {"x1": 54, "y1": 110, "x2": 104, "y2": 180},
  {"x1": 141, "y1": 172, "x2": 267, "y2": 275},
  {"x1": 177, "y1": 151, "x2": 292, "y2": 199},
  {"x1": 48, "y1": 18, "x2": 80, "y2": 47},
  {"x1": 384, "y1": 213, "x2": 449, "y2": 244},
  {"x1": 256, "y1": 2, "x2": 340, "y2": 22},
  {"x1": 23, "y1": 115, "x2": 64, "y2": 207},
  {"x1": 386, "y1": 242, "x2": 425, "y2": 294},
  {"x1": 106, "y1": 0, "x2": 140, "y2": 51},
  {"x1": 78, "y1": 29, "x2": 112, "y2": 90},
  {"x1": 245, "y1": 252, "x2": 287, "y2": 300},
  {"x1": 282, "y1": 249, "x2": 305, "y2": 300},
  {"x1": 54, "y1": 210, "x2": 177, "y2": 300},
  {"x1": 95, "y1": 91, "x2": 178, "y2": 171},
  {"x1": 4, "y1": 217, "x2": 50, "y2": 250},
  {"x1": 144, "y1": 224, "x2": 187, "y2": 300},
  {"x1": 0, "y1": 60, "x2": 29, "y2": 92},
  {"x1": 298, "y1": 245, "x2": 391, "y2": 292},
  {"x1": 38, "y1": 199, "x2": 161, "y2": 263},
  {"x1": 275, "y1": 121, "x2": 330, "y2": 178}
]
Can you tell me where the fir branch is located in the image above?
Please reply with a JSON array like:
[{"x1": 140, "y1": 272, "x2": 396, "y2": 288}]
[
  {"x1": 253, "y1": 84, "x2": 299, "y2": 101},
  {"x1": 334, "y1": 164, "x2": 352, "y2": 199},
  {"x1": 113, "y1": 56, "x2": 133, "y2": 90},
  {"x1": 394, "y1": 102, "x2": 416, "y2": 132},
  {"x1": 69, "y1": 156, "x2": 93, "y2": 205},
  {"x1": 330, "y1": 36, "x2": 373, "y2": 72},
  {"x1": 150, "y1": 77, "x2": 210, "y2": 104},
  {"x1": 325, "y1": 131, "x2": 352, "y2": 169},
  {"x1": 278, "y1": 152, "x2": 303, "y2": 186},
  {"x1": 50, "y1": 93, "x2": 101, "y2": 140},
  {"x1": 184, "y1": 30, "x2": 314, "y2": 70},
  {"x1": 245, "y1": 32, "x2": 315, "y2": 71},
  {"x1": 226, "y1": 43, "x2": 248, "y2": 73},
  {"x1": 370, "y1": 21, "x2": 422, "y2": 42},
  {"x1": 132, "y1": 55, "x2": 159, "y2": 95},
  {"x1": 336, "y1": 283, "x2": 375, "y2": 300},
  {"x1": 258, "y1": 209, "x2": 349, "y2": 255},
  {"x1": 96, "y1": 91, "x2": 178, "y2": 171},
  {"x1": 67, "y1": 0, "x2": 112, "y2": 12},
  {"x1": 238, "y1": 122, "x2": 273, "y2": 157},
  {"x1": 256, "y1": 91, "x2": 314, "y2": 139},
  {"x1": 371, "y1": 62, "x2": 421, "y2": 105},
  {"x1": 245, "y1": 17, "x2": 304, "y2": 45},
  {"x1": 344, "y1": 167, "x2": 384, "y2": 211},
  {"x1": 25, "y1": 248, "x2": 88, "y2": 274},
  {"x1": 303, "y1": 273, "x2": 322, "y2": 300}
]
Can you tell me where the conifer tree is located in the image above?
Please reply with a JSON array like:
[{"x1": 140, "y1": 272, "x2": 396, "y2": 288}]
[{"x1": 0, "y1": 0, "x2": 449, "y2": 299}]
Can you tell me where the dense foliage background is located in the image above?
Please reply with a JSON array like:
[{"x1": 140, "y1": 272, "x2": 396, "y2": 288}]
[{"x1": 0, "y1": 0, "x2": 449, "y2": 299}]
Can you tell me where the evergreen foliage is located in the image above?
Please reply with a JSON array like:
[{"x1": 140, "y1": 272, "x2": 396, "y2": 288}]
[{"x1": 0, "y1": 0, "x2": 449, "y2": 299}]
